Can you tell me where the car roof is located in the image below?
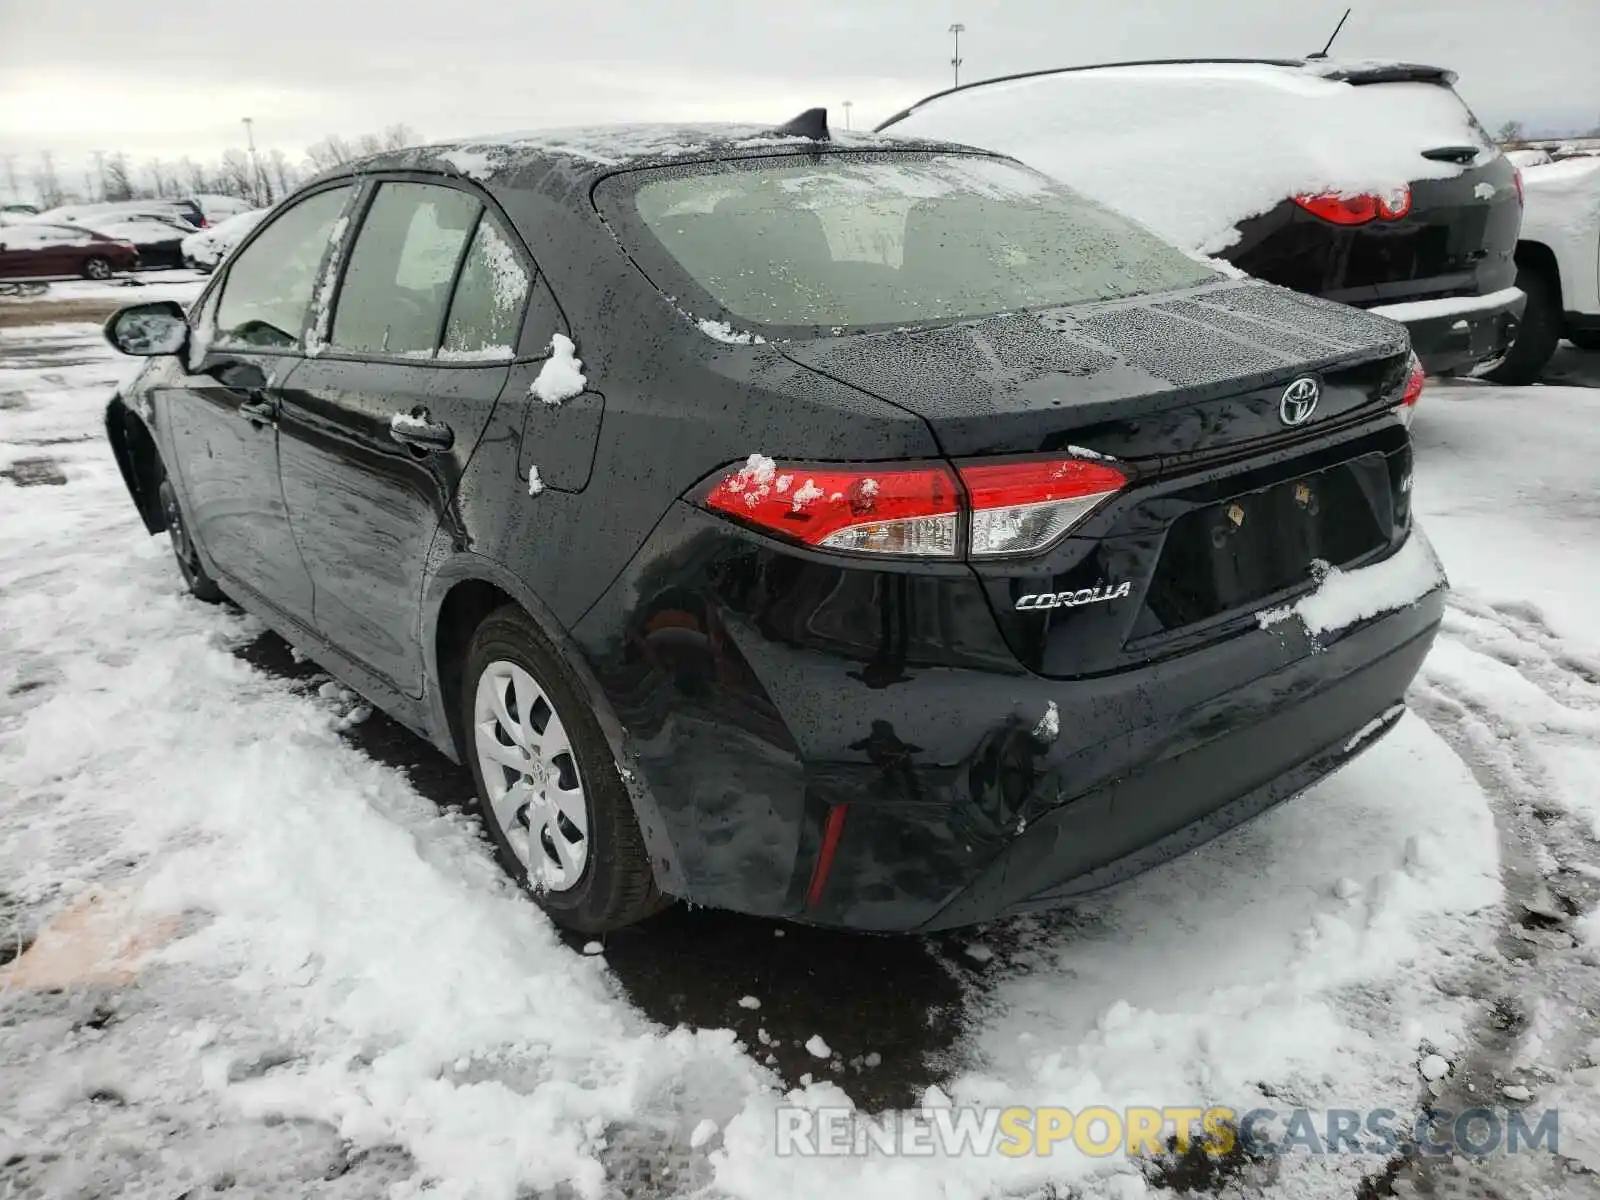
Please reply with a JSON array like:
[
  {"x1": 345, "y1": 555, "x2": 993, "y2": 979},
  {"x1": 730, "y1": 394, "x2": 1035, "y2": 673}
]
[
  {"x1": 877, "y1": 57, "x2": 1459, "y2": 130},
  {"x1": 307, "y1": 120, "x2": 999, "y2": 191}
]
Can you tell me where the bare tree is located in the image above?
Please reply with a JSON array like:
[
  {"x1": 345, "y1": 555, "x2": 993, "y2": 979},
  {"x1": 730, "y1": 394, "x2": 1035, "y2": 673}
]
[
  {"x1": 179, "y1": 156, "x2": 207, "y2": 195},
  {"x1": 1495, "y1": 119, "x2": 1524, "y2": 145},
  {"x1": 34, "y1": 151, "x2": 63, "y2": 209},
  {"x1": 268, "y1": 148, "x2": 296, "y2": 201},
  {"x1": 102, "y1": 153, "x2": 135, "y2": 201},
  {"x1": 220, "y1": 149, "x2": 255, "y2": 198},
  {"x1": 381, "y1": 123, "x2": 419, "y2": 150},
  {"x1": 305, "y1": 134, "x2": 357, "y2": 173}
]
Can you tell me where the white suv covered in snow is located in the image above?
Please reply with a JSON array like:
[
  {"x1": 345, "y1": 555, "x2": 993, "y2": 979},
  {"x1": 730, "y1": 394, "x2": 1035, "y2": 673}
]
[{"x1": 1492, "y1": 155, "x2": 1600, "y2": 382}]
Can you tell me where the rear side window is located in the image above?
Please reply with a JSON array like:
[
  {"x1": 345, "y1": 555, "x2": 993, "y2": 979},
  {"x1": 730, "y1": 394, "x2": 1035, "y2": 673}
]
[
  {"x1": 332, "y1": 182, "x2": 480, "y2": 357},
  {"x1": 606, "y1": 153, "x2": 1217, "y2": 336},
  {"x1": 215, "y1": 186, "x2": 353, "y2": 350},
  {"x1": 440, "y1": 215, "x2": 530, "y2": 360}
]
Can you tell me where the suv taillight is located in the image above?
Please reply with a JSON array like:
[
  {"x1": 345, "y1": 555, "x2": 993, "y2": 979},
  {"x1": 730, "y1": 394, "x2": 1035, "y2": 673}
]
[
  {"x1": 696, "y1": 453, "x2": 1126, "y2": 559},
  {"x1": 1294, "y1": 186, "x2": 1412, "y2": 225}
]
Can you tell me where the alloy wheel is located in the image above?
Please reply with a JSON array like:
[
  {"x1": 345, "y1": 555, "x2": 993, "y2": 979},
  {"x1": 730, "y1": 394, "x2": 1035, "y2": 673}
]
[
  {"x1": 84, "y1": 258, "x2": 112, "y2": 280},
  {"x1": 472, "y1": 660, "x2": 589, "y2": 891}
]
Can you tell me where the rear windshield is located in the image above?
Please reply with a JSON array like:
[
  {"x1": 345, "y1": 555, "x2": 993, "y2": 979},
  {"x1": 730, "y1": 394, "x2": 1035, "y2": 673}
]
[{"x1": 602, "y1": 152, "x2": 1217, "y2": 336}]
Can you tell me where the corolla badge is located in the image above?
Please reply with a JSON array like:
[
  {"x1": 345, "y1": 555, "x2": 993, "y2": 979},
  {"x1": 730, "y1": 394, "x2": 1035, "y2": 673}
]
[
  {"x1": 1279, "y1": 376, "x2": 1321, "y2": 427},
  {"x1": 1015, "y1": 582, "x2": 1132, "y2": 611}
]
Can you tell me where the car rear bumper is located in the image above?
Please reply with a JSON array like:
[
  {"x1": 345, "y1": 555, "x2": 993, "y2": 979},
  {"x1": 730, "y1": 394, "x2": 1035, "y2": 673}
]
[
  {"x1": 579, "y1": 506, "x2": 1447, "y2": 932},
  {"x1": 1366, "y1": 286, "x2": 1525, "y2": 374}
]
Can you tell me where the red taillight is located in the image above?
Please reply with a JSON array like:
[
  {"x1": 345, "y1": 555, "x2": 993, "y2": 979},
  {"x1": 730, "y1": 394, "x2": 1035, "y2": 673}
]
[
  {"x1": 958, "y1": 457, "x2": 1128, "y2": 558},
  {"x1": 1513, "y1": 166, "x2": 1524, "y2": 207},
  {"x1": 1294, "y1": 185, "x2": 1412, "y2": 225},
  {"x1": 696, "y1": 453, "x2": 1126, "y2": 559},
  {"x1": 699, "y1": 454, "x2": 961, "y2": 557},
  {"x1": 1397, "y1": 351, "x2": 1425, "y2": 426}
]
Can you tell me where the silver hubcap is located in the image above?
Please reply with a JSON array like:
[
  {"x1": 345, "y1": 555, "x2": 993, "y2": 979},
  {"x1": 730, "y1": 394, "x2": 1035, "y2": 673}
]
[{"x1": 473, "y1": 660, "x2": 588, "y2": 891}]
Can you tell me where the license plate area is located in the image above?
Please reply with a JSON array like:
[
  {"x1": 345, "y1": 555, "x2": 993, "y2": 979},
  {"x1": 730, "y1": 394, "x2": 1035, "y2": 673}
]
[{"x1": 1143, "y1": 456, "x2": 1389, "y2": 632}]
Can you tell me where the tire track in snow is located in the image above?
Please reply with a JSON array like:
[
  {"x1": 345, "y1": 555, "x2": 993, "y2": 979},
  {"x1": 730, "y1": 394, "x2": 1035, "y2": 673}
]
[{"x1": 1394, "y1": 593, "x2": 1600, "y2": 1195}]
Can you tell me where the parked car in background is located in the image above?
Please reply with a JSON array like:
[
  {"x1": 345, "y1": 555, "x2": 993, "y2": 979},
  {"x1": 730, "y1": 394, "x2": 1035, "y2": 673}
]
[
  {"x1": 0, "y1": 223, "x2": 139, "y2": 280},
  {"x1": 38, "y1": 197, "x2": 209, "y2": 230},
  {"x1": 193, "y1": 193, "x2": 256, "y2": 224},
  {"x1": 181, "y1": 208, "x2": 268, "y2": 272},
  {"x1": 1489, "y1": 155, "x2": 1600, "y2": 382},
  {"x1": 2, "y1": 203, "x2": 40, "y2": 218},
  {"x1": 881, "y1": 59, "x2": 1525, "y2": 376},
  {"x1": 103, "y1": 119, "x2": 1441, "y2": 935},
  {"x1": 81, "y1": 213, "x2": 197, "y2": 270}
]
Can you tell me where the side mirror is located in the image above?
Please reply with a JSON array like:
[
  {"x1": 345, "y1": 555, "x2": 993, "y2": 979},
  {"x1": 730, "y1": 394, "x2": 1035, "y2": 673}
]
[{"x1": 105, "y1": 300, "x2": 189, "y2": 357}]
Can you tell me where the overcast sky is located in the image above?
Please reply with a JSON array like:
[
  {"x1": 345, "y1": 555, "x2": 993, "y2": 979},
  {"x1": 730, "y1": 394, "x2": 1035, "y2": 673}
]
[{"x1": 1, "y1": 0, "x2": 1596, "y2": 187}]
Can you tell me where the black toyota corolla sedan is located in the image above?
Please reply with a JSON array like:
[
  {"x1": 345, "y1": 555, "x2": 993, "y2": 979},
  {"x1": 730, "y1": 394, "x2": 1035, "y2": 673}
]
[{"x1": 102, "y1": 112, "x2": 1445, "y2": 934}]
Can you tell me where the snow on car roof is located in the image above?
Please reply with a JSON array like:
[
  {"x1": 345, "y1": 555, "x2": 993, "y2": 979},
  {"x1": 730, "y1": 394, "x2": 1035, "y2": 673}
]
[
  {"x1": 880, "y1": 58, "x2": 1491, "y2": 256},
  {"x1": 314, "y1": 122, "x2": 978, "y2": 187}
]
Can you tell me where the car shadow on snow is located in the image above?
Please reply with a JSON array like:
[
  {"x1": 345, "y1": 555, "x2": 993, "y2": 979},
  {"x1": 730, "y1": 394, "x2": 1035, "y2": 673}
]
[{"x1": 235, "y1": 629, "x2": 979, "y2": 1113}]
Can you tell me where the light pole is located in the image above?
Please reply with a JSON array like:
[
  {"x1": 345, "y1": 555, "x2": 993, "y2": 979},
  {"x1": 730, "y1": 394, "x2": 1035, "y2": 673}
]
[
  {"x1": 242, "y1": 116, "x2": 261, "y2": 204},
  {"x1": 949, "y1": 23, "x2": 965, "y2": 89},
  {"x1": 842, "y1": 100, "x2": 853, "y2": 131}
]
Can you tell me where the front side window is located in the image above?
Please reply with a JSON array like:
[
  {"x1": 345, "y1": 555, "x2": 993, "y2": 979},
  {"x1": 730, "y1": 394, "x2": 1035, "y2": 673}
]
[
  {"x1": 607, "y1": 153, "x2": 1218, "y2": 335},
  {"x1": 214, "y1": 186, "x2": 353, "y2": 350},
  {"x1": 331, "y1": 182, "x2": 480, "y2": 357},
  {"x1": 440, "y1": 215, "x2": 530, "y2": 359}
]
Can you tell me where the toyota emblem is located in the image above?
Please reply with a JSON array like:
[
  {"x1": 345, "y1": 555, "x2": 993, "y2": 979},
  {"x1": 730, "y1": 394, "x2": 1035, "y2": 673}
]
[{"x1": 1279, "y1": 376, "x2": 1321, "y2": 426}]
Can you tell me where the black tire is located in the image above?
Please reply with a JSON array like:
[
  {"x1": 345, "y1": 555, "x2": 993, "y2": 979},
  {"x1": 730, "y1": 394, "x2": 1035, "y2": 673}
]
[
  {"x1": 461, "y1": 605, "x2": 664, "y2": 933},
  {"x1": 1484, "y1": 262, "x2": 1560, "y2": 385},
  {"x1": 1567, "y1": 330, "x2": 1600, "y2": 352},
  {"x1": 82, "y1": 256, "x2": 113, "y2": 281},
  {"x1": 157, "y1": 477, "x2": 225, "y2": 603}
]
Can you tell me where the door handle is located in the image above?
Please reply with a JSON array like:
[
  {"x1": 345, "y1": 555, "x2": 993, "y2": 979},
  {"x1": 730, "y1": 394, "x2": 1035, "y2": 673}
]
[
  {"x1": 389, "y1": 410, "x2": 455, "y2": 453},
  {"x1": 238, "y1": 397, "x2": 276, "y2": 427}
]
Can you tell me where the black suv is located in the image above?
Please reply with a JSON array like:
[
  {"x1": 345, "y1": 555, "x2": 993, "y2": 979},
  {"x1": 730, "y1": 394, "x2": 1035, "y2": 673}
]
[
  {"x1": 103, "y1": 114, "x2": 1444, "y2": 934},
  {"x1": 880, "y1": 59, "x2": 1526, "y2": 376}
]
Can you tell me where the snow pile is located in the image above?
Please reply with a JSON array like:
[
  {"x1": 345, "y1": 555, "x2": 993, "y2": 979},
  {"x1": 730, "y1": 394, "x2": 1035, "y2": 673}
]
[
  {"x1": 389, "y1": 410, "x2": 431, "y2": 433},
  {"x1": 722, "y1": 453, "x2": 778, "y2": 508},
  {"x1": 697, "y1": 318, "x2": 767, "y2": 345},
  {"x1": 529, "y1": 333, "x2": 585, "y2": 405},
  {"x1": 526, "y1": 464, "x2": 544, "y2": 496},
  {"x1": 887, "y1": 62, "x2": 1489, "y2": 253},
  {"x1": 1259, "y1": 530, "x2": 1445, "y2": 636},
  {"x1": 1032, "y1": 700, "x2": 1060, "y2": 744},
  {"x1": 437, "y1": 148, "x2": 494, "y2": 179}
]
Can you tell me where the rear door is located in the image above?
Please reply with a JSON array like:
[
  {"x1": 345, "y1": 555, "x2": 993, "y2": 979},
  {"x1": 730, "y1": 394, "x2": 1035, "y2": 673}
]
[{"x1": 276, "y1": 178, "x2": 534, "y2": 697}]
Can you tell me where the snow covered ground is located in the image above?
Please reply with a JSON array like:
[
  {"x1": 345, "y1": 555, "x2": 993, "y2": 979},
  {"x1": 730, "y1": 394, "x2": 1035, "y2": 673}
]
[
  {"x1": 0, "y1": 271, "x2": 207, "y2": 309},
  {"x1": 1, "y1": 328, "x2": 1598, "y2": 1199}
]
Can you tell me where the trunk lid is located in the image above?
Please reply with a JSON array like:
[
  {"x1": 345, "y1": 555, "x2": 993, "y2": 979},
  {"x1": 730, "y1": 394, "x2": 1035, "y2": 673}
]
[{"x1": 778, "y1": 279, "x2": 1409, "y2": 462}]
